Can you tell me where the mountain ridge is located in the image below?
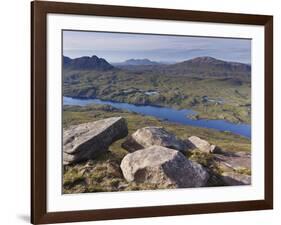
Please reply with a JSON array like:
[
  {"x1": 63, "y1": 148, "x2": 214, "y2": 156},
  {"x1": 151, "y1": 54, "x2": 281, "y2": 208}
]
[
  {"x1": 170, "y1": 56, "x2": 251, "y2": 73},
  {"x1": 63, "y1": 55, "x2": 251, "y2": 79},
  {"x1": 63, "y1": 55, "x2": 114, "y2": 71}
]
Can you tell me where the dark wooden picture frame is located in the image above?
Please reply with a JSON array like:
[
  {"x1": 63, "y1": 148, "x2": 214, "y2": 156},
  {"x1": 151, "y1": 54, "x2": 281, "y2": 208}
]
[{"x1": 31, "y1": 1, "x2": 273, "y2": 224}]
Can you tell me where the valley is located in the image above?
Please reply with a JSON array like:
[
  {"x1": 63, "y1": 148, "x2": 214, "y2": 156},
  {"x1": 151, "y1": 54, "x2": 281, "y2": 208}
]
[{"x1": 63, "y1": 55, "x2": 251, "y2": 124}]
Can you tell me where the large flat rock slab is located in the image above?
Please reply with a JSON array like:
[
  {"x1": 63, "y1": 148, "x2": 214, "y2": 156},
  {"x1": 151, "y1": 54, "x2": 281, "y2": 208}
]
[
  {"x1": 213, "y1": 151, "x2": 251, "y2": 171},
  {"x1": 222, "y1": 172, "x2": 251, "y2": 185},
  {"x1": 120, "y1": 145, "x2": 209, "y2": 188},
  {"x1": 63, "y1": 117, "x2": 128, "y2": 164}
]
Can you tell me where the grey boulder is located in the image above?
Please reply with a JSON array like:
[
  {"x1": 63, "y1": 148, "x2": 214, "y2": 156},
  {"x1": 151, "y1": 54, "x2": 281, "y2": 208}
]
[
  {"x1": 63, "y1": 117, "x2": 128, "y2": 164},
  {"x1": 122, "y1": 126, "x2": 188, "y2": 153},
  {"x1": 120, "y1": 145, "x2": 209, "y2": 188},
  {"x1": 188, "y1": 136, "x2": 221, "y2": 153}
]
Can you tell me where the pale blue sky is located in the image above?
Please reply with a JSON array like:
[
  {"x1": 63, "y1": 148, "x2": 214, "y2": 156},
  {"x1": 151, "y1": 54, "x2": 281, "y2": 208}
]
[{"x1": 63, "y1": 30, "x2": 251, "y2": 64}]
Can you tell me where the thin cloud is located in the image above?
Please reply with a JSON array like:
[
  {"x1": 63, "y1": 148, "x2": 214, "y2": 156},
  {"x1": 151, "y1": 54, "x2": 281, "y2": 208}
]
[{"x1": 63, "y1": 30, "x2": 251, "y2": 63}]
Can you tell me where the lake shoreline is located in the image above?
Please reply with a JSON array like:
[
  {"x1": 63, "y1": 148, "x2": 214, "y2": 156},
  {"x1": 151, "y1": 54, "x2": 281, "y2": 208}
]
[
  {"x1": 63, "y1": 96, "x2": 251, "y2": 139},
  {"x1": 64, "y1": 93, "x2": 250, "y2": 124}
]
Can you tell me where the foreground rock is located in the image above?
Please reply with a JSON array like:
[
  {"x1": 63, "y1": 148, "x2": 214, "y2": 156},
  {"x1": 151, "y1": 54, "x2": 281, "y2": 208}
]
[
  {"x1": 63, "y1": 117, "x2": 128, "y2": 164},
  {"x1": 188, "y1": 136, "x2": 221, "y2": 153},
  {"x1": 221, "y1": 172, "x2": 251, "y2": 185},
  {"x1": 120, "y1": 146, "x2": 209, "y2": 188},
  {"x1": 213, "y1": 151, "x2": 251, "y2": 171},
  {"x1": 122, "y1": 127, "x2": 188, "y2": 153}
]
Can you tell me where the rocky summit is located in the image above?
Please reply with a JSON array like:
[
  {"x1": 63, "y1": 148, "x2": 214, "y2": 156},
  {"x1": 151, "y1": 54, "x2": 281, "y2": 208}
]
[
  {"x1": 120, "y1": 145, "x2": 209, "y2": 188},
  {"x1": 122, "y1": 126, "x2": 188, "y2": 153},
  {"x1": 63, "y1": 117, "x2": 128, "y2": 164}
]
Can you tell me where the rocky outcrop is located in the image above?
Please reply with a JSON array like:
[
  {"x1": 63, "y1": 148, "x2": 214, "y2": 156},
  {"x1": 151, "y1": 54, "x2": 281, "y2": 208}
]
[
  {"x1": 120, "y1": 146, "x2": 209, "y2": 188},
  {"x1": 63, "y1": 117, "x2": 128, "y2": 164},
  {"x1": 188, "y1": 136, "x2": 221, "y2": 153},
  {"x1": 221, "y1": 172, "x2": 251, "y2": 185},
  {"x1": 122, "y1": 127, "x2": 188, "y2": 153}
]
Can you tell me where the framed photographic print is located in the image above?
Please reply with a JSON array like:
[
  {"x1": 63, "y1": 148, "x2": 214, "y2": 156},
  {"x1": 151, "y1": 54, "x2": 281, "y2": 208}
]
[{"x1": 31, "y1": 1, "x2": 273, "y2": 224}]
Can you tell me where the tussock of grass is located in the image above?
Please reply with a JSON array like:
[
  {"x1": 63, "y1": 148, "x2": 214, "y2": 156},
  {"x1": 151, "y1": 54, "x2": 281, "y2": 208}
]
[
  {"x1": 188, "y1": 150, "x2": 223, "y2": 175},
  {"x1": 234, "y1": 167, "x2": 251, "y2": 175}
]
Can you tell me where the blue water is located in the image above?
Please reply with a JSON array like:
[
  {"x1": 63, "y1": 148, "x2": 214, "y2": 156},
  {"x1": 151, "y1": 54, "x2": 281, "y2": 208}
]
[{"x1": 63, "y1": 96, "x2": 251, "y2": 139}]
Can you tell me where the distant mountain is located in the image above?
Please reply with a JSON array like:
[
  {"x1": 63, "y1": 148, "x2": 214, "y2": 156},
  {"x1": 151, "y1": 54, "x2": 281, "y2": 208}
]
[
  {"x1": 116, "y1": 58, "x2": 160, "y2": 66},
  {"x1": 174, "y1": 56, "x2": 250, "y2": 72},
  {"x1": 164, "y1": 56, "x2": 251, "y2": 78},
  {"x1": 63, "y1": 55, "x2": 114, "y2": 71},
  {"x1": 63, "y1": 55, "x2": 250, "y2": 80}
]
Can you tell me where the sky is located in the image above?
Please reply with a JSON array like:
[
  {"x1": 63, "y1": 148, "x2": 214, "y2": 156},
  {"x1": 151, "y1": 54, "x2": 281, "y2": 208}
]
[{"x1": 63, "y1": 30, "x2": 251, "y2": 64}]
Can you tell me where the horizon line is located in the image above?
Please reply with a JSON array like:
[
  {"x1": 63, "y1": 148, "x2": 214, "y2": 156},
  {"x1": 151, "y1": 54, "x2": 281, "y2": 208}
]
[{"x1": 63, "y1": 54, "x2": 251, "y2": 65}]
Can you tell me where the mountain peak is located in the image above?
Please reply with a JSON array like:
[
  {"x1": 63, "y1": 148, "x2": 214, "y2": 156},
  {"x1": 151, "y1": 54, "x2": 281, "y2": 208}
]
[
  {"x1": 168, "y1": 56, "x2": 251, "y2": 76},
  {"x1": 63, "y1": 55, "x2": 114, "y2": 71},
  {"x1": 186, "y1": 56, "x2": 223, "y2": 64}
]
